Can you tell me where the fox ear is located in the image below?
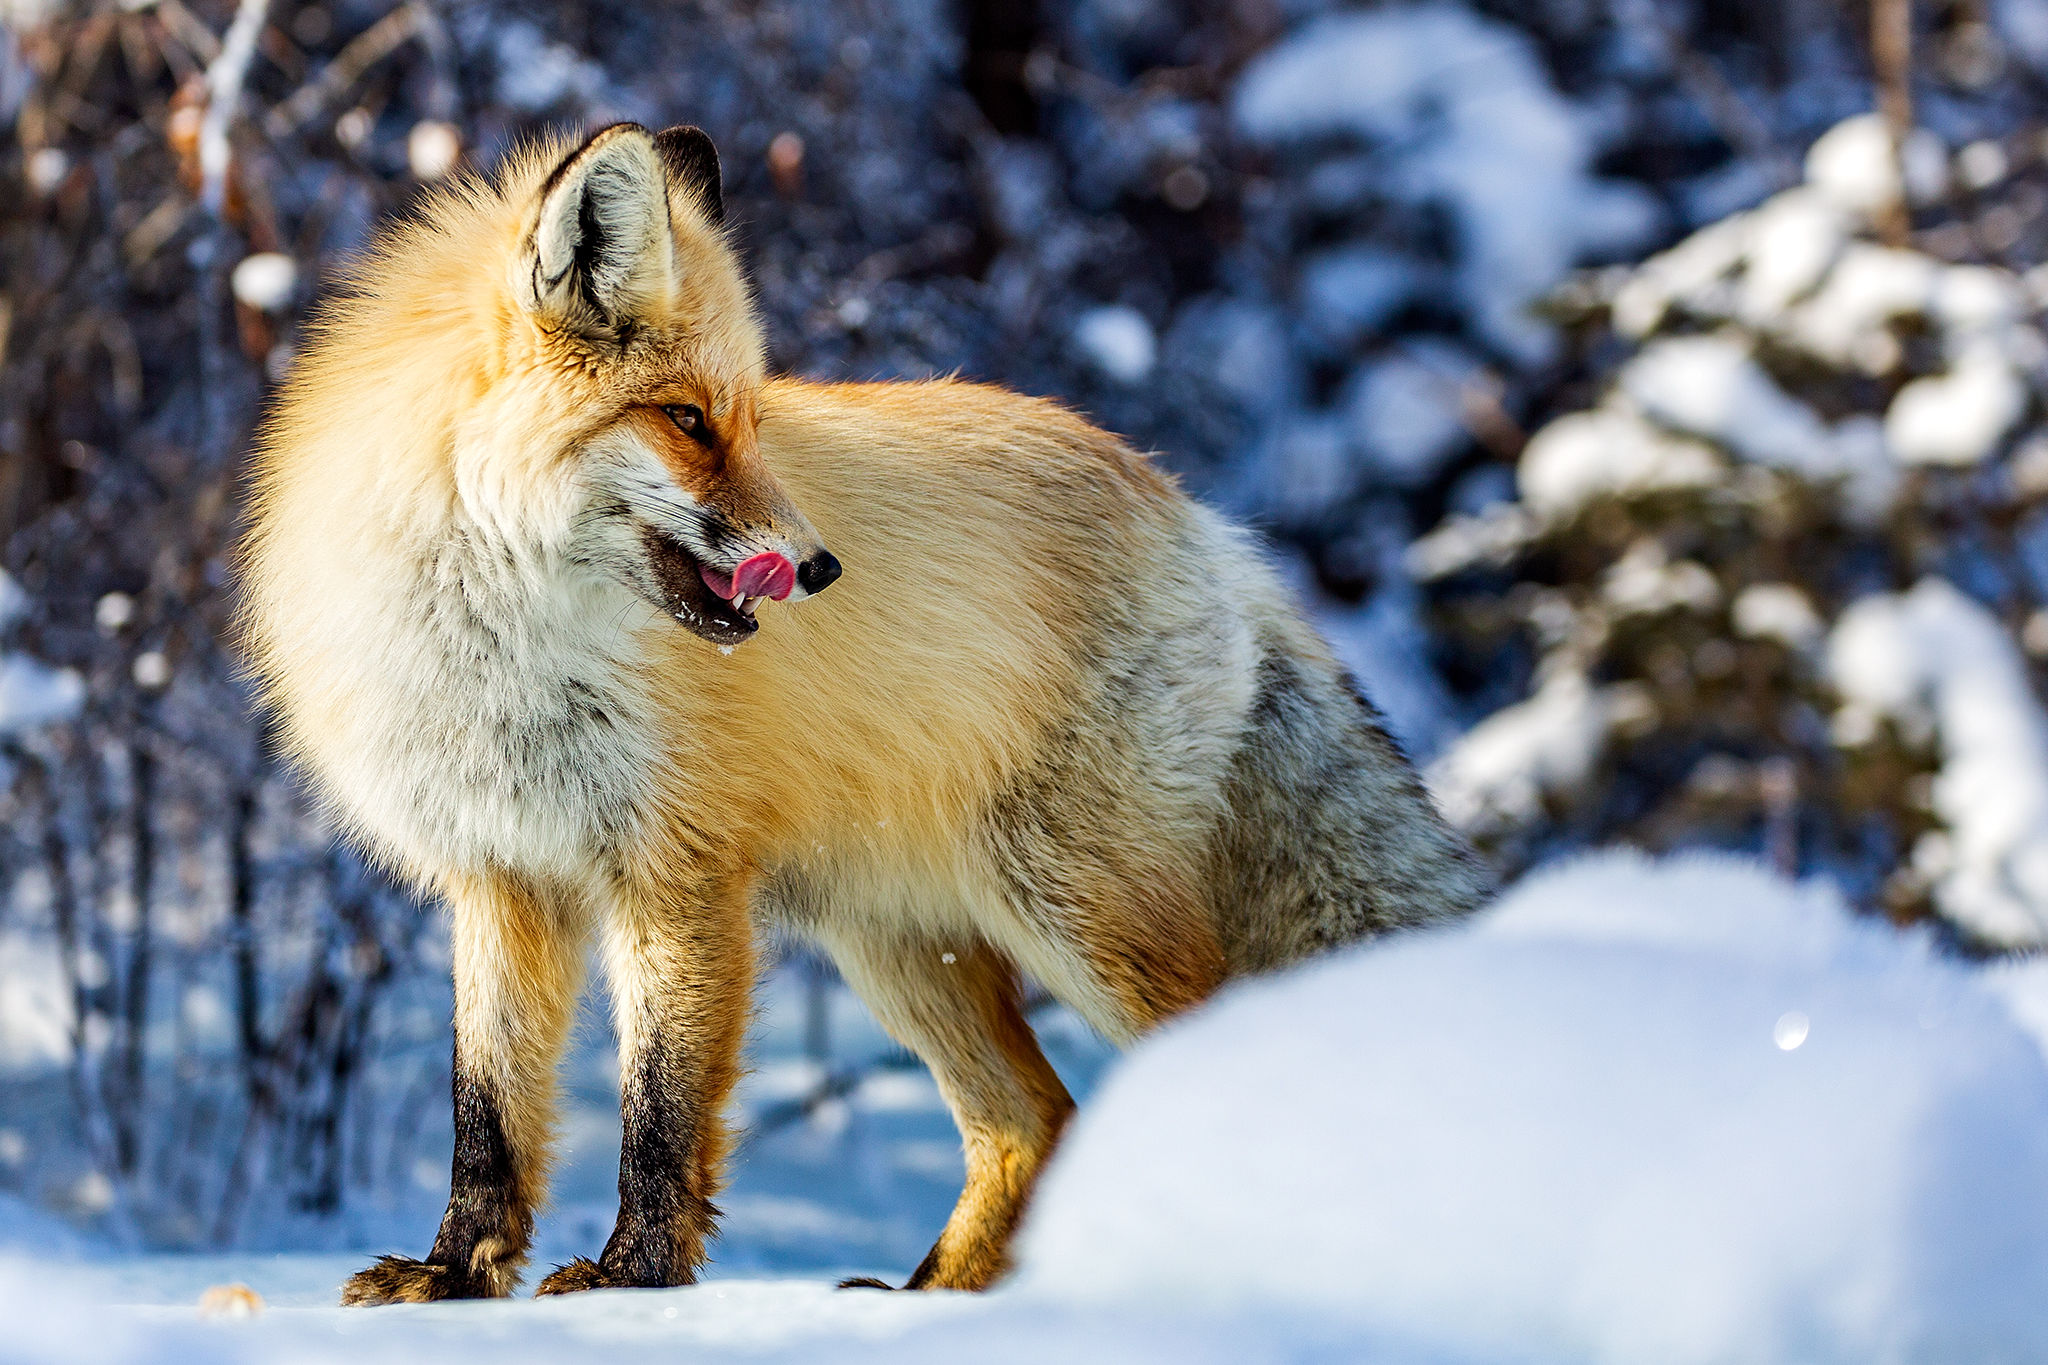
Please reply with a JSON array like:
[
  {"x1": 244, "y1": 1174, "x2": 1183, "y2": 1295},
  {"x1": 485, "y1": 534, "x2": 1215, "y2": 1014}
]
[
  {"x1": 525, "y1": 123, "x2": 674, "y2": 339},
  {"x1": 653, "y1": 125, "x2": 723, "y2": 225}
]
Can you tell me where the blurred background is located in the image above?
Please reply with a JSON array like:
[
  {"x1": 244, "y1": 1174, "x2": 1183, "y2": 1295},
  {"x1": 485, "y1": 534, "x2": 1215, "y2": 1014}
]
[{"x1": 5, "y1": 0, "x2": 2048, "y2": 1261}]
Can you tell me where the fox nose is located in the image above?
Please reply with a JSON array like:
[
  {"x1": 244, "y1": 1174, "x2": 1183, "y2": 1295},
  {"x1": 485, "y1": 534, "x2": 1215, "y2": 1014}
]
[{"x1": 798, "y1": 550, "x2": 842, "y2": 596}]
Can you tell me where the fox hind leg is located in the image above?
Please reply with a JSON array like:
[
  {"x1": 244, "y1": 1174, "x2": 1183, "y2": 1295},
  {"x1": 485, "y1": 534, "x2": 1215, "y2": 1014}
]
[
  {"x1": 820, "y1": 929, "x2": 1074, "y2": 1292},
  {"x1": 342, "y1": 871, "x2": 584, "y2": 1305}
]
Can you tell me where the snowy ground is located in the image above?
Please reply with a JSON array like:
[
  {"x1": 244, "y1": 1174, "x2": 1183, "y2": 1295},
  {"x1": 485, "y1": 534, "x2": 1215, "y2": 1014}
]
[
  {"x1": 16, "y1": 852, "x2": 2048, "y2": 1363},
  {"x1": 0, "y1": 961, "x2": 1137, "y2": 1362}
]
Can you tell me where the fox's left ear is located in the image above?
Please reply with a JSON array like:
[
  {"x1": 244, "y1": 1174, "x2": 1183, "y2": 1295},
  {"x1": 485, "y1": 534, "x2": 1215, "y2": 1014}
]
[
  {"x1": 653, "y1": 125, "x2": 722, "y2": 225},
  {"x1": 523, "y1": 123, "x2": 674, "y2": 340}
]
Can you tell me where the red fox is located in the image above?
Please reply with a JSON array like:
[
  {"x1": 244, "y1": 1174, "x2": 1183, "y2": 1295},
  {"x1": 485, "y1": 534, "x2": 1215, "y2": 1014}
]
[{"x1": 236, "y1": 124, "x2": 1487, "y2": 1304}]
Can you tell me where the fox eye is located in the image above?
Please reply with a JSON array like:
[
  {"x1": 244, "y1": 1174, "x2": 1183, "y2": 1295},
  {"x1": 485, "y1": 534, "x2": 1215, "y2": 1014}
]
[{"x1": 662, "y1": 404, "x2": 711, "y2": 446}]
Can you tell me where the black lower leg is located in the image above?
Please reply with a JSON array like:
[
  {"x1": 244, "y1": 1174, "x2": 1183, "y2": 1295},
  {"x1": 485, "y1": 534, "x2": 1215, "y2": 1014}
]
[
  {"x1": 607, "y1": 1037, "x2": 714, "y2": 1284},
  {"x1": 427, "y1": 1062, "x2": 532, "y2": 1286},
  {"x1": 341, "y1": 1057, "x2": 532, "y2": 1304},
  {"x1": 538, "y1": 1029, "x2": 715, "y2": 1293}
]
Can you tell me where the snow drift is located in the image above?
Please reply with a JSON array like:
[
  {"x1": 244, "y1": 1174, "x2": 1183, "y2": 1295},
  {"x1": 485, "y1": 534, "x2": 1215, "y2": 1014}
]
[{"x1": 1014, "y1": 851, "x2": 2048, "y2": 1365}]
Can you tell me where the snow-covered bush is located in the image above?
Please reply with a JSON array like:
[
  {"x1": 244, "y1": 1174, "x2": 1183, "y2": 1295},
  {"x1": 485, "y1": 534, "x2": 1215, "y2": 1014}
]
[
  {"x1": 1414, "y1": 111, "x2": 2048, "y2": 943},
  {"x1": 1212, "y1": 3, "x2": 1655, "y2": 534},
  {"x1": 1016, "y1": 851, "x2": 2048, "y2": 1364}
]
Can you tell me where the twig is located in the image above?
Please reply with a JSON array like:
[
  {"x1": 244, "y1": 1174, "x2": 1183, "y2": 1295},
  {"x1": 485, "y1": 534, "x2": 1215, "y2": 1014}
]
[
  {"x1": 1610, "y1": 0, "x2": 1796, "y2": 187},
  {"x1": 1872, "y1": 0, "x2": 1915, "y2": 247},
  {"x1": 744, "y1": 1051, "x2": 924, "y2": 1140},
  {"x1": 153, "y1": 0, "x2": 223, "y2": 67},
  {"x1": 262, "y1": 3, "x2": 420, "y2": 140},
  {"x1": 198, "y1": 0, "x2": 269, "y2": 216}
]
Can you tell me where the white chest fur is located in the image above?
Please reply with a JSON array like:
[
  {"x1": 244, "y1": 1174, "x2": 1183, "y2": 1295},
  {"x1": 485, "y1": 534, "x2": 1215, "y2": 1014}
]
[{"x1": 311, "y1": 520, "x2": 665, "y2": 883}]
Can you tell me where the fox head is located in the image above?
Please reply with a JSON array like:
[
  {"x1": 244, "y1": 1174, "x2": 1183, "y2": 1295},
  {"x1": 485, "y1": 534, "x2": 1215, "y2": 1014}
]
[{"x1": 508, "y1": 123, "x2": 838, "y2": 646}]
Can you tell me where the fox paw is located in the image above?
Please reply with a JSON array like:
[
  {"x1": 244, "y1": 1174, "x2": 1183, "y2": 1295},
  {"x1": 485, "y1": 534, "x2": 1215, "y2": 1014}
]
[
  {"x1": 341, "y1": 1255, "x2": 486, "y2": 1306},
  {"x1": 534, "y1": 1257, "x2": 617, "y2": 1296}
]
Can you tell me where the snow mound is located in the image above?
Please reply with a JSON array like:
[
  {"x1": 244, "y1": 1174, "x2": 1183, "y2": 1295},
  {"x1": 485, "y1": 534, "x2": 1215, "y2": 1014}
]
[{"x1": 1013, "y1": 850, "x2": 2048, "y2": 1365}]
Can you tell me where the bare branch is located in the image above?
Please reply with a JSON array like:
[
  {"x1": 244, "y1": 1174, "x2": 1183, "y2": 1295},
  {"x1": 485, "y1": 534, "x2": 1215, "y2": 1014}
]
[
  {"x1": 263, "y1": 4, "x2": 420, "y2": 141},
  {"x1": 1872, "y1": 0, "x2": 1915, "y2": 246},
  {"x1": 198, "y1": 0, "x2": 269, "y2": 216}
]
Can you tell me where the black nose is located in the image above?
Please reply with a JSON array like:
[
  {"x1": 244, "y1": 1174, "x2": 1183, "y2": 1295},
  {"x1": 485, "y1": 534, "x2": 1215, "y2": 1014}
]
[{"x1": 798, "y1": 549, "x2": 842, "y2": 595}]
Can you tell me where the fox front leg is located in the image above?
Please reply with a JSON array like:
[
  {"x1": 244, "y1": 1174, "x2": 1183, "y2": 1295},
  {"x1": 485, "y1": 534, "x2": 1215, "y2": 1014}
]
[
  {"x1": 536, "y1": 870, "x2": 754, "y2": 1294},
  {"x1": 343, "y1": 872, "x2": 584, "y2": 1304}
]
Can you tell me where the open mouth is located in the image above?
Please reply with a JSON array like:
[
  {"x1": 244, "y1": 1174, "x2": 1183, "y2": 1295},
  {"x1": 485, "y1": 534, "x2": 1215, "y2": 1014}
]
[{"x1": 642, "y1": 529, "x2": 761, "y2": 646}]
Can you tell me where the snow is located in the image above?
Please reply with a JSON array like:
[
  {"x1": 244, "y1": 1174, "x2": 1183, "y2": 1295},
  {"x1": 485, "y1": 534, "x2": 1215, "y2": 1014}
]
[
  {"x1": 1403, "y1": 501, "x2": 1538, "y2": 580},
  {"x1": 130, "y1": 650, "x2": 170, "y2": 690},
  {"x1": 1576, "y1": 330, "x2": 1903, "y2": 519},
  {"x1": 407, "y1": 122, "x2": 462, "y2": 182},
  {"x1": 0, "y1": 652, "x2": 83, "y2": 732},
  {"x1": 1735, "y1": 188, "x2": 1846, "y2": 322},
  {"x1": 1070, "y1": 305, "x2": 1156, "y2": 385},
  {"x1": 1425, "y1": 667, "x2": 1649, "y2": 833},
  {"x1": 1732, "y1": 582, "x2": 1824, "y2": 651},
  {"x1": 1884, "y1": 341, "x2": 2027, "y2": 466},
  {"x1": 1342, "y1": 340, "x2": 1479, "y2": 488},
  {"x1": 17, "y1": 855, "x2": 2048, "y2": 1361},
  {"x1": 1826, "y1": 414, "x2": 1902, "y2": 526},
  {"x1": 24, "y1": 146, "x2": 67, "y2": 197},
  {"x1": 94, "y1": 592, "x2": 134, "y2": 632},
  {"x1": 0, "y1": 935, "x2": 71, "y2": 1068},
  {"x1": 1600, "y1": 539, "x2": 1720, "y2": 618},
  {"x1": 1015, "y1": 850, "x2": 2048, "y2": 1365},
  {"x1": 1617, "y1": 333, "x2": 1835, "y2": 476},
  {"x1": 1784, "y1": 242, "x2": 1936, "y2": 368},
  {"x1": 1803, "y1": 113, "x2": 1948, "y2": 218},
  {"x1": 0, "y1": 570, "x2": 29, "y2": 631},
  {"x1": 1998, "y1": 0, "x2": 2048, "y2": 75},
  {"x1": 1588, "y1": 136, "x2": 2040, "y2": 499},
  {"x1": 229, "y1": 254, "x2": 297, "y2": 313},
  {"x1": 1513, "y1": 405, "x2": 1723, "y2": 522},
  {"x1": 0, "y1": 1257, "x2": 1488, "y2": 1364},
  {"x1": 1829, "y1": 579, "x2": 2048, "y2": 945},
  {"x1": 1611, "y1": 208, "x2": 1752, "y2": 338},
  {"x1": 1932, "y1": 262, "x2": 2026, "y2": 338},
  {"x1": 1240, "y1": 414, "x2": 1353, "y2": 525},
  {"x1": 1167, "y1": 297, "x2": 1296, "y2": 420},
  {"x1": 489, "y1": 20, "x2": 604, "y2": 113},
  {"x1": 1297, "y1": 245, "x2": 1412, "y2": 349},
  {"x1": 0, "y1": 1264, "x2": 995, "y2": 1364},
  {"x1": 1232, "y1": 4, "x2": 1653, "y2": 363}
]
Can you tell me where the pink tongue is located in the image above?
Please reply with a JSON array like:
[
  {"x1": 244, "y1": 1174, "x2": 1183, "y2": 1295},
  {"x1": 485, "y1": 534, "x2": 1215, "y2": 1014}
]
[
  {"x1": 699, "y1": 552, "x2": 795, "y2": 603},
  {"x1": 733, "y1": 552, "x2": 796, "y2": 601}
]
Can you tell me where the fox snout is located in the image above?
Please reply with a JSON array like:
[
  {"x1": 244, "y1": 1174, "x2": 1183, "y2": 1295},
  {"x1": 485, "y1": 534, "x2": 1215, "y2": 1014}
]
[
  {"x1": 697, "y1": 546, "x2": 838, "y2": 602},
  {"x1": 643, "y1": 523, "x2": 840, "y2": 650}
]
